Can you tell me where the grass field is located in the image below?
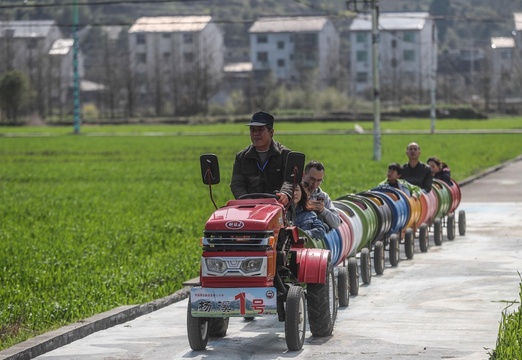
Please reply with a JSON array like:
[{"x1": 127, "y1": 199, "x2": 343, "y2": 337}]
[{"x1": 1, "y1": 118, "x2": 521, "y2": 350}]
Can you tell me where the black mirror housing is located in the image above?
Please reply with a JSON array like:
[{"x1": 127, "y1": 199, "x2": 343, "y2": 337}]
[
  {"x1": 200, "y1": 154, "x2": 220, "y2": 185},
  {"x1": 285, "y1": 152, "x2": 305, "y2": 184}
]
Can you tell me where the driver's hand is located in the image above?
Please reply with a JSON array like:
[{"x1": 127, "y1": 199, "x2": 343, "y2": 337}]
[{"x1": 276, "y1": 192, "x2": 289, "y2": 206}]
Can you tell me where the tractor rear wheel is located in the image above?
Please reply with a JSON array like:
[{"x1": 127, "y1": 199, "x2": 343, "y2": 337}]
[
  {"x1": 419, "y1": 224, "x2": 429, "y2": 253},
  {"x1": 433, "y1": 218, "x2": 442, "y2": 246},
  {"x1": 337, "y1": 266, "x2": 350, "y2": 307},
  {"x1": 389, "y1": 234, "x2": 399, "y2": 267},
  {"x1": 447, "y1": 213, "x2": 455, "y2": 241},
  {"x1": 209, "y1": 318, "x2": 229, "y2": 337},
  {"x1": 348, "y1": 257, "x2": 359, "y2": 296},
  {"x1": 186, "y1": 299, "x2": 209, "y2": 351},
  {"x1": 404, "y1": 228, "x2": 414, "y2": 259},
  {"x1": 307, "y1": 266, "x2": 337, "y2": 337},
  {"x1": 360, "y1": 248, "x2": 372, "y2": 285},
  {"x1": 458, "y1": 210, "x2": 466, "y2": 236},
  {"x1": 285, "y1": 285, "x2": 307, "y2": 351}
]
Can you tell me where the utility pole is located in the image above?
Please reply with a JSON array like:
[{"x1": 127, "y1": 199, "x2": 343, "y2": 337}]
[
  {"x1": 73, "y1": 0, "x2": 81, "y2": 134},
  {"x1": 371, "y1": 0, "x2": 381, "y2": 161},
  {"x1": 430, "y1": 23, "x2": 437, "y2": 134}
]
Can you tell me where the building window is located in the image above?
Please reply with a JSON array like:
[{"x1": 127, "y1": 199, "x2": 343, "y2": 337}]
[
  {"x1": 257, "y1": 52, "x2": 268, "y2": 62},
  {"x1": 277, "y1": 41, "x2": 285, "y2": 49},
  {"x1": 184, "y1": 52, "x2": 194, "y2": 62},
  {"x1": 136, "y1": 53, "x2": 146, "y2": 64},
  {"x1": 356, "y1": 32, "x2": 367, "y2": 43},
  {"x1": 163, "y1": 52, "x2": 171, "y2": 62},
  {"x1": 136, "y1": 33, "x2": 146, "y2": 45},
  {"x1": 403, "y1": 49, "x2": 415, "y2": 61},
  {"x1": 356, "y1": 72, "x2": 368, "y2": 83},
  {"x1": 28, "y1": 38, "x2": 37, "y2": 49},
  {"x1": 403, "y1": 31, "x2": 416, "y2": 43},
  {"x1": 356, "y1": 50, "x2": 368, "y2": 62},
  {"x1": 183, "y1": 33, "x2": 193, "y2": 44},
  {"x1": 257, "y1": 35, "x2": 268, "y2": 43},
  {"x1": 277, "y1": 59, "x2": 285, "y2": 67},
  {"x1": 391, "y1": 39, "x2": 397, "y2": 48},
  {"x1": 162, "y1": 33, "x2": 171, "y2": 39}
]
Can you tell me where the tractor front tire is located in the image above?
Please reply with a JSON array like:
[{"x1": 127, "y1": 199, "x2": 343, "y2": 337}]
[
  {"x1": 285, "y1": 286, "x2": 307, "y2": 351},
  {"x1": 187, "y1": 299, "x2": 209, "y2": 351}
]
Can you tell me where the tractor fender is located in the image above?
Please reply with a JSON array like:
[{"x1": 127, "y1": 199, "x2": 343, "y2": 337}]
[{"x1": 293, "y1": 248, "x2": 331, "y2": 284}]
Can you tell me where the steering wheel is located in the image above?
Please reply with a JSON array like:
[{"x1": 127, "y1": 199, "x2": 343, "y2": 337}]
[{"x1": 237, "y1": 193, "x2": 278, "y2": 200}]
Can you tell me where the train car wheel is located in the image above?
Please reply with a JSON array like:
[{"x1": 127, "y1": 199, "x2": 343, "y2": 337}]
[
  {"x1": 419, "y1": 224, "x2": 429, "y2": 253},
  {"x1": 458, "y1": 210, "x2": 466, "y2": 236},
  {"x1": 447, "y1": 213, "x2": 455, "y2": 241},
  {"x1": 348, "y1": 257, "x2": 359, "y2": 296},
  {"x1": 360, "y1": 248, "x2": 372, "y2": 285},
  {"x1": 337, "y1": 266, "x2": 350, "y2": 307},
  {"x1": 404, "y1": 228, "x2": 414, "y2": 259},
  {"x1": 389, "y1": 234, "x2": 399, "y2": 267},
  {"x1": 374, "y1": 241, "x2": 385, "y2": 275},
  {"x1": 433, "y1": 218, "x2": 442, "y2": 246}
]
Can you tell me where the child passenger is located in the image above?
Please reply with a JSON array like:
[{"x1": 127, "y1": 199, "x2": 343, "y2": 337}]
[
  {"x1": 427, "y1": 156, "x2": 453, "y2": 186},
  {"x1": 379, "y1": 162, "x2": 422, "y2": 198},
  {"x1": 289, "y1": 183, "x2": 327, "y2": 241}
]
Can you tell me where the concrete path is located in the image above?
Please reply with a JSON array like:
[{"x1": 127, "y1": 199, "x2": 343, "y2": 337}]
[{"x1": 2, "y1": 157, "x2": 521, "y2": 360}]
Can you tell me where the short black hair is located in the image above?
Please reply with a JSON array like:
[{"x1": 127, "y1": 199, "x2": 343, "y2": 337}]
[
  {"x1": 388, "y1": 162, "x2": 403, "y2": 175},
  {"x1": 305, "y1": 160, "x2": 325, "y2": 173}
]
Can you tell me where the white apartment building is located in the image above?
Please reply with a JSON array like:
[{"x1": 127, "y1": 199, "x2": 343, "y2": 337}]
[
  {"x1": 248, "y1": 16, "x2": 340, "y2": 88},
  {"x1": 128, "y1": 16, "x2": 224, "y2": 113},
  {"x1": 349, "y1": 12, "x2": 437, "y2": 102}
]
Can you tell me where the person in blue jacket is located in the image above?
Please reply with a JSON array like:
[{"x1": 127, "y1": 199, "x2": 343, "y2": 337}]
[{"x1": 289, "y1": 183, "x2": 327, "y2": 241}]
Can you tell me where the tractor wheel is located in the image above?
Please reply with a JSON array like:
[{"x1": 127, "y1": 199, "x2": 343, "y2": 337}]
[
  {"x1": 360, "y1": 248, "x2": 372, "y2": 285},
  {"x1": 186, "y1": 299, "x2": 209, "y2": 351},
  {"x1": 307, "y1": 265, "x2": 337, "y2": 337},
  {"x1": 404, "y1": 228, "x2": 414, "y2": 260},
  {"x1": 348, "y1": 257, "x2": 359, "y2": 296},
  {"x1": 389, "y1": 234, "x2": 400, "y2": 267},
  {"x1": 209, "y1": 317, "x2": 229, "y2": 338},
  {"x1": 447, "y1": 213, "x2": 455, "y2": 241},
  {"x1": 433, "y1": 218, "x2": 442, "y2": 246},
  {"x1": 458, "y1": 210, "x2": 466, "y2": 236},
  {"x1": 419, "y1": 224, "x2": 429, "y2": 253},
  {"x1": 285, "y1": 285, "x2": 307, "y2": 351},
  {"x1": 337, "y1": 266, "x2": 350, "y2": 307},
  {"x1": 373, "y1": 241, "x2": 385, "y2": 275}
]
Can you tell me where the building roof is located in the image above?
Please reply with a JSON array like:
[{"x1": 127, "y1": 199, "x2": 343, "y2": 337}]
[
  {"x1": 249, "y1": 16, "x2": 329, "y2": 33},
  {"x1": 49, "y1": 38, "x2": 74, "y2": 55},
  {"x1": 129, "y1": 16, "x2": 212, "y2": 33},
  {"x1": 350, "y1": 12, "x2": 430, "y2": 31},
  {"x1": 514, "y1": 13, "x2": 522, "y2": 31},
  {"x1": 0, "y1": 20, "x2": 56, "y2": 38},
  {"x1": 491, "y1": 37, "x2": 515, "y2": 49}
]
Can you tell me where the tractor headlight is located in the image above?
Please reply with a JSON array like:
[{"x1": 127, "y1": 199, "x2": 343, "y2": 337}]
[
  {"x1": 241, "y1": 258, "x2": 263, "y2": 273},
  {"x1": 205, "y1": 258, "x2": 227, "y2": 273}
]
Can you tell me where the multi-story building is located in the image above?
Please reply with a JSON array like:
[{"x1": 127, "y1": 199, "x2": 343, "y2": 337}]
[
  {"x1": 0, "y1": 20, "x2": 65, "y2": 117},
  {"x1": 490, "y1": 37, "x2": 516, "y2": 111},
  {"x1": 128, "y1": 16, "x2": 224, "y2": 115},
  {"x1": 248, "y1": 16, "x2": 340, "y2": 88},
  {"x1": 349, "y1": 12, "x2": 437, "y2": 103}
]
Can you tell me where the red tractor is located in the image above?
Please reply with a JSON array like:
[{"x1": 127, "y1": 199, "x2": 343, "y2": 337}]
[{"x1": 187, "y1": 153, "x2": 337, "y2": 351}]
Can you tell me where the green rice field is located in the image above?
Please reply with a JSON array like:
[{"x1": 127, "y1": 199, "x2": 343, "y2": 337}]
[{"x1": 1, "y1": 117, "x2": 521, "y2": 349}]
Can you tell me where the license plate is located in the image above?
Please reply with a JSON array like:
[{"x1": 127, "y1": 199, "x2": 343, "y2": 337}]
[{"x1": 190, "y1": 287, "x2": 278, "y2": 317}]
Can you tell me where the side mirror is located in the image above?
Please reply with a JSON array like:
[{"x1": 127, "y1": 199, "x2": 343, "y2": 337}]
[
  {"x1": 200, "y1": 154, "x2": 220, "y2": 185},
  {"x1": 285, "y1": 152, "x2": 305, "y2": 184}
]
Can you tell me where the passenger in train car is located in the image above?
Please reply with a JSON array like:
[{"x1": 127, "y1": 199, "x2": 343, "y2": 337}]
[
  {"x1": 302, "y1": 160, "x2": 340, "y2": 231},
  {"x1": 379, "y1": 162, "x2": 422, "y2": 198},
  {"x1": 427, "y1": 156, "x2": 453, "y2": 186},
  {"x1": 402, "y1": 142, "x2": 433, "y2": 193},
  {"x1": 288, "y1": 182, "x2": 327, "y2": 241}
]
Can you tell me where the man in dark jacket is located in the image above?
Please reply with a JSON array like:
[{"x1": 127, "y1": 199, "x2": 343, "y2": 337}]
[
  {"x1": 230, "y1": 111, "x2": 293, "y2": 205},
  {"x1": 402, "y1": 142, "x2": 433, "y2": 193}
]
